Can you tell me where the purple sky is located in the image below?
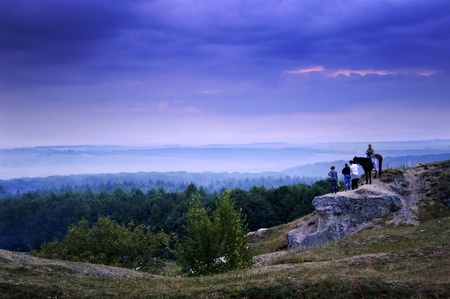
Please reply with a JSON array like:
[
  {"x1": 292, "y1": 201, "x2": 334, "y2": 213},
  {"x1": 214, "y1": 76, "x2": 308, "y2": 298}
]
[{"x1": 1, "y1": 0, "x2": 450, "y2": 147}]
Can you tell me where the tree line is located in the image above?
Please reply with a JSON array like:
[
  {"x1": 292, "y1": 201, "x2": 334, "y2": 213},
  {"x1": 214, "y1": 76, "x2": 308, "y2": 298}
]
[
  {"x1": 0, "y1": 180, "x2": 329, "y2": 253},
  {"x1": 0, "y1": 171, "x2": 321, "y2": 199}
]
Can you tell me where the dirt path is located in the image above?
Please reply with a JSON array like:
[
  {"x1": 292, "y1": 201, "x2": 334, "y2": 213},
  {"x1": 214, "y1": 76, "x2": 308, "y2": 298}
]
[{"x1": 386, "y1": 168, "x2": 421, "y2": 225}]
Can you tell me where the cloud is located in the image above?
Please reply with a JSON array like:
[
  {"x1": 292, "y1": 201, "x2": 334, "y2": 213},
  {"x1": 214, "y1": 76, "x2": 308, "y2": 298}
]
[
  {"x1": 1, "y1": 0, "x2": 450, "y2": 147},
  {"x1": 284, "y1": 66, "x2": 325, "y2": 75},
  {"x1": 0, "y1": 1, "x2": 136, "y2": 60},
  {"x1": 2, "y1": 0, "x2": 449, "y2": 82},
  {"x1": 330, "y1": 69, "x2": 438, "y2": 77},
  {"x1": 158, "y1": 102, "x2": 170, "y2": 111},
  {"x1": 285, "y1": 66, "x2": 439, "y2": 78},
  {"x1": 199, "y1": 89, "x2": 223, "y2": 95}
]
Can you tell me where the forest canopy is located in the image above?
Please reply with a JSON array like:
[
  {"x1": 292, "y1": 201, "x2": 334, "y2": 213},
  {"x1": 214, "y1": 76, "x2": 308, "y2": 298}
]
[{"x1": 0, "y1": 180, "x2": 330, "y2": 252}]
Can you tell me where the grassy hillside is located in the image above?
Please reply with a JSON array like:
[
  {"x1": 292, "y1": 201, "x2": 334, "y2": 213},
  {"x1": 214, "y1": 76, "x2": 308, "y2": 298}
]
[{"x1": 1, "y1": 161, "x2": 449, "y2": 298}]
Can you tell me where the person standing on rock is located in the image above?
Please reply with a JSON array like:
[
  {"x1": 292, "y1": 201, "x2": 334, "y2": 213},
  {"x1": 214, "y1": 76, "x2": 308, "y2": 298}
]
[
  {"x1": 341, "y1": 163, "x2": 351, "y2": 191},
  {"x1": 350, "y1": 160, "x2": 359, "y2": 190},
  {"x1": 328, "y1": 166, "x2": 338, "y2": 194}
]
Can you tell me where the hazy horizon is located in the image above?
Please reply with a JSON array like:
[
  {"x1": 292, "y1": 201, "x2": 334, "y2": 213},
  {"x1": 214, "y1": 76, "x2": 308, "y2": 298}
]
[
  {"x1": 2, "y1": 138, "x2": 450, "y2": 150},
  {"x1": 2, "y1": 139, "x2": 450, "y2": 180}
]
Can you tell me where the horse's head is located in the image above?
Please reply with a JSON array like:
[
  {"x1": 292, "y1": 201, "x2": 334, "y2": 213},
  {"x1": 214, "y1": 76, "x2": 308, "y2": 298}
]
[{"x1": 353, "y1": 156, "x2": 357, "y2": 163}]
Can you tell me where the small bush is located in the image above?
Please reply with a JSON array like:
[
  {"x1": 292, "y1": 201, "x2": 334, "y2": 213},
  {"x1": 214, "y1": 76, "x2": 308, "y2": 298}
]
[{"x1": 34, "y1": 217, "x2": 171, "y2": 273}]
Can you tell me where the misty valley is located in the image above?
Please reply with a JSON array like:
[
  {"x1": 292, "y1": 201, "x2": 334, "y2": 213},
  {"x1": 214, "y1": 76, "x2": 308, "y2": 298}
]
[{"x1": 1, "y1": 141, "x2": 450, "y2": 255}]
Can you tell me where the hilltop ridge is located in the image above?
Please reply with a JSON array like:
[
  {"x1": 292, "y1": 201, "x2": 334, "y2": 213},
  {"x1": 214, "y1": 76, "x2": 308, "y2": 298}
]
[
  {"x1": 287, "y1": 166, "x2": 422, "y2": 251},
  {"x1": 252, "y1": 160, "x2": 450, "y2": 268}
]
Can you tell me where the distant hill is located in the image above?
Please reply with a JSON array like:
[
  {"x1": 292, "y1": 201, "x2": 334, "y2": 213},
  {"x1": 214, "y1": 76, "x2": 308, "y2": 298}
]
[
  {"x1": 282, "y1": 153, "x2": 450, "y2": 178},
  {"x1": 1, "y1": 152, "x2": 450, "y2": 197},
  {"x1": 2, "y1": 140, "x2": 450, "y2": 180}
]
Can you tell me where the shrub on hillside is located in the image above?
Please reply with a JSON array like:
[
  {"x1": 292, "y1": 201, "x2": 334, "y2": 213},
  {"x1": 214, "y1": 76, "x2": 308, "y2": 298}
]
[
  {"x1": 34, "y1": 216, "x2": 171, "y2": 273},
  {"x1": 176, "y1": 191, "x2": 253, "y2": 275}
]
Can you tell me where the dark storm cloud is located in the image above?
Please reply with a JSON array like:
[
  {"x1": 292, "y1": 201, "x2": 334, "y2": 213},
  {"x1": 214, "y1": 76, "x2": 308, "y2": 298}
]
[
  {"x1": 1, "y1": 0, "x2": 449, "y2": 83},
  {"x1": 0, "y1": 1, "x2": 142, "y2": 87},
  {"x1": 0, "y1": 1, "x2": 137, "y2": 58},
  {"x1": 249, "y1": 1, "x2": 450, "y2": 70}
]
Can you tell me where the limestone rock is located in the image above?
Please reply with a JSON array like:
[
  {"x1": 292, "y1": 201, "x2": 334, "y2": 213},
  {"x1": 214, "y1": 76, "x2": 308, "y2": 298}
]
[
  {"x1": 248, "y1": 228, "x2": 269, "y2": 236},
  {"x1": 287, "y1": 187, "x2": 402, "y2": 251}
]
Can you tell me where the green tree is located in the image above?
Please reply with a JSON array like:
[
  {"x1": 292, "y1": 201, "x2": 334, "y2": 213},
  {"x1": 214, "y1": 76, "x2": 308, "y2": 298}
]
[
  {"x1": 87, "y1": 217, "x2": 127, "y2": 265},
  {"x1": 121, "y1": 222, "x2": 171, "y2": 271},
  {"x1": 176, "y1": 195, "x2": 215, "y2": 275},
  {"x1": 176, "y1": 191, "x2": 252, "y2": 275},
  {"x1": 36, "y1": 216, "x2": 170, "y2": 273},
  {"x1": 212, "y1": 190, "x2": 252, "y2": 273}
]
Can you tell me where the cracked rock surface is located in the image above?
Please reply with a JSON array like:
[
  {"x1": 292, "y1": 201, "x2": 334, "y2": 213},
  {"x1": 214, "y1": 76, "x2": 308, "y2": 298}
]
[{"x1": 287, "y1": 168, "x2": 421, "y2": 251}]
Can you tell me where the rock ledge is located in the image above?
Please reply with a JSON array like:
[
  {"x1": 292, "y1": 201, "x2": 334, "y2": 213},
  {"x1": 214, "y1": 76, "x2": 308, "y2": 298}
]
[{"x1": 287, "y1": 186, "x2": 403, "y2": 251}]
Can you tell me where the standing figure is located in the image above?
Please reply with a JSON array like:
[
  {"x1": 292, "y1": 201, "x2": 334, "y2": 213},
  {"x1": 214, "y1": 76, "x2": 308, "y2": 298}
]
[
  {"x1": 341, "y1": 163, "x2": 351, "y2": 191},
  {"x1": 350, "y1": 160, "x2": 359, "y2": 190},
  {"x1": 328, "y1": 166, "x2": 338, "y2": 194}
]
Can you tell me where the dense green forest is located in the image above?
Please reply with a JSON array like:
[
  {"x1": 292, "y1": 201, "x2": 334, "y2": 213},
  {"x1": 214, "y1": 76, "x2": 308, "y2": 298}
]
[{"x1": 0, "y1": 180, "x2": 329, "y2": 252}]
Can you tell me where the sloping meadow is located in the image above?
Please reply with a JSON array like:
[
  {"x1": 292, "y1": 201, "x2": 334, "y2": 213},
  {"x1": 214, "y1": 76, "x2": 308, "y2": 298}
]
[{"x1": 1, "y1": 162, "x2": 450, "y2": 298}]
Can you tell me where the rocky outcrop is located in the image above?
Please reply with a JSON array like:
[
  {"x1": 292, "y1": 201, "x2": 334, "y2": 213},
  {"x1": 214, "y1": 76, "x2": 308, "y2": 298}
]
[{"x1": 287, "y1": 187, "x2": 403, "y2": 251}]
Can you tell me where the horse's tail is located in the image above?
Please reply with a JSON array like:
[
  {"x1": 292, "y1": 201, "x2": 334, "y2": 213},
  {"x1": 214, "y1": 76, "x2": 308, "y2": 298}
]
[{"x1": 377, "y1": 154, "x2": 383, "y2": 176}]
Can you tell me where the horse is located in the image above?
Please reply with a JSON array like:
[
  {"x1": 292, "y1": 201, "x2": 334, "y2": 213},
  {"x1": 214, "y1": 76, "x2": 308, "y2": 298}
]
[{"x1": 353, "y1": 154, "x2": 383, "y2": 185}]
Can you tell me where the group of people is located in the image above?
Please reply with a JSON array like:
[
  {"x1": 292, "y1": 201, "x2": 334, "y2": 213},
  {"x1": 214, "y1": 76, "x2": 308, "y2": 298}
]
[
  {"x1": 327, "y1": 144, "x2": 375, "y2": 193},
  {"x1": 328, "y1": 160, "x2": 359, "y2": 193}
]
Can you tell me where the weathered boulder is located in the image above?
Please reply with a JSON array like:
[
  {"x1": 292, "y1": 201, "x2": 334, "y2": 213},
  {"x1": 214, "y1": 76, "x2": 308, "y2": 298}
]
[
  {"x1": 287, "y1": 187, "x2": 402, "y2": 251},
  {"x1": 248, "y1": 228, "x2": 269, "y2": 237}
]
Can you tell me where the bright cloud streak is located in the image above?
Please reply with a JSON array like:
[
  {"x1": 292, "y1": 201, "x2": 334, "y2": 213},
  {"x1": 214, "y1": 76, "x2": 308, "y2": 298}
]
[
  {"x1": 199, "y1": 90, "x2": 224, "y2": 95},
  {"x1": 285, "y1": 67, "x2": 439, "y2": 77},
  {"x1": 285, "y1": 66, "x2": 325, "y2": 74}
]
